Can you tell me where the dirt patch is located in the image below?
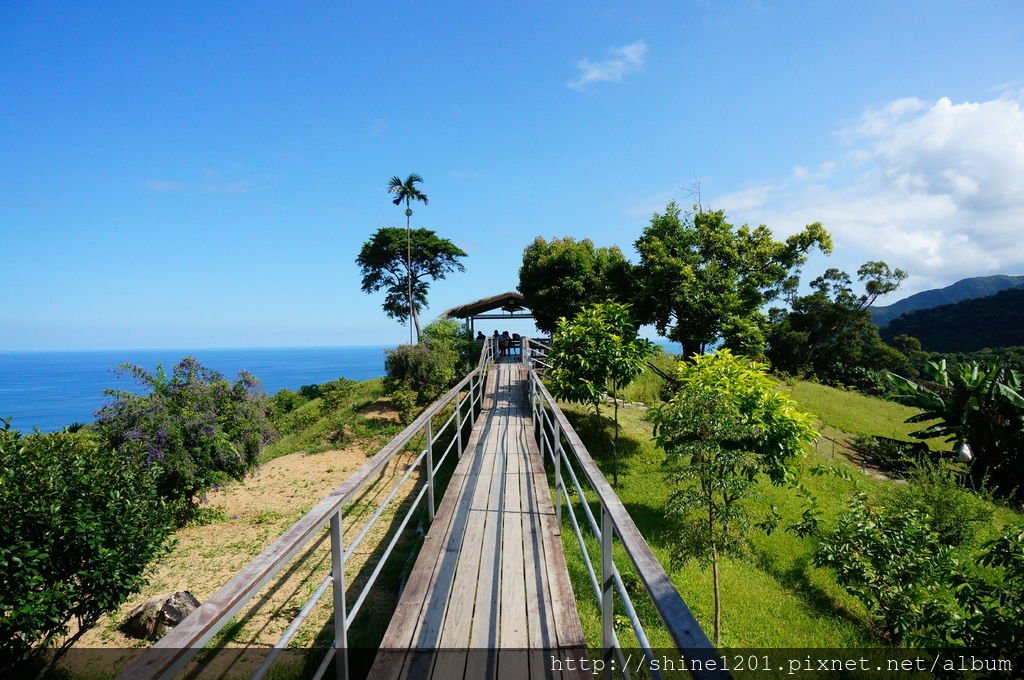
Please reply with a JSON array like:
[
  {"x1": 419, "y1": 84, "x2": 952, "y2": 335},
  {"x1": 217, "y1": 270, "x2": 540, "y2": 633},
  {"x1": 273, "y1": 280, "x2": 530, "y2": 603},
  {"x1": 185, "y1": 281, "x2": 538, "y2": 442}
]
[
  {"x1": 359, "y1": 398, "x2": 402, "y2": 423},
  {"x1": 70, "y1": 443, "x2": 424, "y2": 675}
]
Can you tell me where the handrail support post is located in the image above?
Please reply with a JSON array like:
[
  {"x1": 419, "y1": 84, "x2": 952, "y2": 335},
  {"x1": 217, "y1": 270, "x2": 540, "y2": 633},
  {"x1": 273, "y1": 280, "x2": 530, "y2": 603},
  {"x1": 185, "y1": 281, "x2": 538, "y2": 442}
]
[
  {"x1": 425, "y1": 417, "x2": 435, "y2": 521},
  {"x1": 456, "y1": 394, "x2": 463, "y2": 459},
  {"x1": 601, "y1": 506, "x2": 614, "y2": 680},
  {"x1": 554, "y1": 416, "x2": 563, "y2": 528},
  {"x1": 330, "y1": 511, "x2": 349, "y2": 680}
]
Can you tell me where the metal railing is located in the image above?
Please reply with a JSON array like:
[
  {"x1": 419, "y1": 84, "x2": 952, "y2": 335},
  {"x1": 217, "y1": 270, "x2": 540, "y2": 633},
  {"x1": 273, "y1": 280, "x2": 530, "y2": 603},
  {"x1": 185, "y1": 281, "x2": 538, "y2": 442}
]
[
  {"x1": 523, "y1": 337, "x2": 719, "y2": 680},
  {"x1": 119, "y1": 339, "x2": 496, "y2": 680}
]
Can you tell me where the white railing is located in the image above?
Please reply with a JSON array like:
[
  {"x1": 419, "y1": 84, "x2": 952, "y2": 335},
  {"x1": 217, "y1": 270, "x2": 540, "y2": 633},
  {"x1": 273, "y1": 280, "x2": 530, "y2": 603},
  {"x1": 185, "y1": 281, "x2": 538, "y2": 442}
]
[
  {"x1": 118, "y1": 339, "x2": 496, "y2": 680},
  {"x1": 524, "y1": 337, "x2": 719, "y2": 680}
]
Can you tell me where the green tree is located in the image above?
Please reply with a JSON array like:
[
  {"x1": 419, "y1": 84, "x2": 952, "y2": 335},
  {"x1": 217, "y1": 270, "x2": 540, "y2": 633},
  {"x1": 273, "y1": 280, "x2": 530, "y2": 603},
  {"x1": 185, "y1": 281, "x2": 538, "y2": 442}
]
[
  {"x1": 766, "y1": 262, "x2": 908, "y2": 388},
  {"x1": 546, "y1": 302, "x2": 654, "y2": 486},
  {"x1": 387, "y1": 173, "x2": 430, "y2": 344},
  {"x1": 887, "y1": 359, "x2": 1024, "y2": 496},
  {"x1": 356, "y1": 227, "x2": 467, "y2": 342},
  {"x1": 651, "y1": 350, "x2": 817, "y2": 643},
  {"x1": 634, "y1": 202, "x2": 832, "y2": 357},
  {"x1": 0, "y1": 424, "x2": 172, "y2": 671},
  {"x1": 518, "y1": 236, "x2": 634, "y2": 334}
]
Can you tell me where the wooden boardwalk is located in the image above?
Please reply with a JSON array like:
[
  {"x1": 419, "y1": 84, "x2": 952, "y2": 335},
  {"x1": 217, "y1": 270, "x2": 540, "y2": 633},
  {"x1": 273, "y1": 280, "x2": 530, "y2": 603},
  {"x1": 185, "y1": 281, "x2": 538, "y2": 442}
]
[{"x1": 370, "y1": 356, "x2": 585, "y2": 679}]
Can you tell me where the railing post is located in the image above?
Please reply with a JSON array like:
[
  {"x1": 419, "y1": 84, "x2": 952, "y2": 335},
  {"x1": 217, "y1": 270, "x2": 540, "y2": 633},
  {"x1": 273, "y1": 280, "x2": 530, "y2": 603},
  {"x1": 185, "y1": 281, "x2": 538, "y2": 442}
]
[
  {"x1": 330, "y1": 511, "x2": 349, "y2": 680},
  {"x1": 554, "y1": 416, "x2": 562, "y2": 527},
  {"x1": 425, "y1": 417, "x2": 435, "y2": 521},
  {"x1": 456, "y1": 393, "x2": 463, "y2": 459},
  {"x1": 601, "y1": 506, "x2": 614, "y2": 679}
]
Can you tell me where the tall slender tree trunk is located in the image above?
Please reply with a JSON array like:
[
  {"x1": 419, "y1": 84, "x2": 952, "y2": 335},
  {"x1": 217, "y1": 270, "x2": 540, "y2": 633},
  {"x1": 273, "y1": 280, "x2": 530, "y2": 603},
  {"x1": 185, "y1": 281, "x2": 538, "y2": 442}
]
[
  {"x1": 612, "y1": 381, "x2": 620, "y2": 488},
  {"x1": 710, "y1": 504, "x2": 721, "y2": 646},
  {"x1": 406, "y1": 205, "x2": 414, "y2": 345}
]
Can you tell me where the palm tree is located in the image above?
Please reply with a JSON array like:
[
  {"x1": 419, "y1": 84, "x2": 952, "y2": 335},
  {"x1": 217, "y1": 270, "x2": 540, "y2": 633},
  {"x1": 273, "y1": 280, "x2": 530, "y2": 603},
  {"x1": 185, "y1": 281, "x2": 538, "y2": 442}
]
[{"x1": 387, "y1": 173, "x2": 429, "y2": 343}]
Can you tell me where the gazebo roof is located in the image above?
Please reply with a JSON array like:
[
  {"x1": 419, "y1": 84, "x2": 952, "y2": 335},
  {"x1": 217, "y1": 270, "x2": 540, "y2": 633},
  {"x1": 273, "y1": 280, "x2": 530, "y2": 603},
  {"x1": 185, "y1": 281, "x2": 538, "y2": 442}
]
[{"x1": 442, "y1": 291, "x2": 530, "y2": 319}]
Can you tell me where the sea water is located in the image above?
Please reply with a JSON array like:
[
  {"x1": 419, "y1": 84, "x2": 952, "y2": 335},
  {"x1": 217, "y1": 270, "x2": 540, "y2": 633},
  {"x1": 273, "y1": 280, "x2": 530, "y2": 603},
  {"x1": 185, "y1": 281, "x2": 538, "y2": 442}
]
[{"x1": 0, "y1": 346, "x2": 391, "y2": 432}]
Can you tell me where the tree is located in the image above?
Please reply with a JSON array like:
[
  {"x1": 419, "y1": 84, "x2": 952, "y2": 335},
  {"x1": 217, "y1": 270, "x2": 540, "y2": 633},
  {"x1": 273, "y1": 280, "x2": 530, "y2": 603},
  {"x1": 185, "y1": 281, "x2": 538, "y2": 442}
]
[
  {"x1": 887, "y1": 359, "x2": 1024, "y2": 496},
  {"x1": 0, "y1": 424, "x2": 172, "y2": 672},
  {"x1": 546, "y1": 302, "x2": 654, "y2": 486},
  {"x1": 387, "y1": 174, "x2": 430, "y2": 344},
  {"x1": 634, "y1": 202, "x2": 832, "y2": 357},
  {"x1": 94, "y1": 357, "x2": 274, "y2": 520},
  {"x1": 766, "y1": 262, "x2": 909, "y2": 388},
  {"x1": 356, "y1": 227, "x2": 467, "y2": 341},
  {"x1": 651, "y1": 350, "x2": 817, "y2": 643},
  {"x1": 518, "y1": 236, "x2": 634, "y2": 334}
]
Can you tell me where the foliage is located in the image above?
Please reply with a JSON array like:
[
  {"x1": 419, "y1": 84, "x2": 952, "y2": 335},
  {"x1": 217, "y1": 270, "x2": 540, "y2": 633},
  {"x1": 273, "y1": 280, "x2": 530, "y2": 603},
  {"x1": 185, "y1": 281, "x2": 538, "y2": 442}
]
[
  {"x1": 652, "y1": 350, "x2": 817, "y2": 644},
  {"x1": 633, "y1": 201, "x2": 832, "y2": 356},
  {"x1": 882, "y1": 286, "x2": 1024, "y2": 352},
  {"x1": 546, "y1": 303, "x2": 654, "y2": 485},
  {"x1": 518, "y1": 236, "x2": 634, "y2": 333},
  {"x1": 269, "y1": 388, "x2": 306, "y2": 419},
  {"x1": 422, "y1": 318, "x2": 476, "y2": 374},
  {"x1": 320, "y1": 378, "x2": 358, "y2": 414},
  {"x1": 0, "y1": 424, "x2": 173, "y2": 668},
  {"x1": 390, "y1": 389, "x2": 419, "y2": 425},
  {"x1": 355, "y1": 227, "x2": 466, "y2": 340},
  {"x1": 887, "y1": 359, "x2": 1024, "y2": 496},
  {"x1": 386, "y1": 173, "x2": 431, "y2": 341},
  {"x1": 766, "y1": 263, "x2": 908, "y2": 388},
  {"x1": 954, "y1": 524, "x2": 1024, "y2": 655},
  {"x1": 814, "y1": 493, "x2": 956, "y2": 643},
  {"x1": 384, "y1": 342, "x2": 457, "y2": 404},
  {"x1": 887, "y1": 463, "x2": 992, "y2": 547},
  {"x1": 94, "y1": 357, "x2": 275, "y2": 518}
]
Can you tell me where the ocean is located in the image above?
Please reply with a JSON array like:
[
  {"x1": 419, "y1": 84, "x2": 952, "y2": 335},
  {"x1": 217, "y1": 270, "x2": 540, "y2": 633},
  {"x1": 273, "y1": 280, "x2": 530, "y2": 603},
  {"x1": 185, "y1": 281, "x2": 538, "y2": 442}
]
[{"x1": 0, "y1": 346, "x2": 391, "y2": 433}]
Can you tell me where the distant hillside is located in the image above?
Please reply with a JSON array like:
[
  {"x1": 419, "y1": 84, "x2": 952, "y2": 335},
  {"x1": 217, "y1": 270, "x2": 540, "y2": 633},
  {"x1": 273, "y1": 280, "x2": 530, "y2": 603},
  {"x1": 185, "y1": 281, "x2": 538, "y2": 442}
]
[
  {"x1": 881, "y1": 286, "x2": 1024, "y2": 352},
  {"x1": 870, "y1": 274, "x2": 1024, "y2": 327}
]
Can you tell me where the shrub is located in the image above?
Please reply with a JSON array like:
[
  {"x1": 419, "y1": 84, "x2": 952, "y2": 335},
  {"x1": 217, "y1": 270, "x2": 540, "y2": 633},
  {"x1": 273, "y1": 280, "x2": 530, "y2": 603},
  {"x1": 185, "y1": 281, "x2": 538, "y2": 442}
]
[
  {"x1": 852, "y1": 434, "x2": 936, "y2": 477},
  {"x1": 0, "y1": 425, "x2": 172, "y2": 669},
  {"x1": 269, "y1": 388, "x2": 306, "y2": 419},
  {"x1": 320, "y1": 378, "x2": 358, "y2": 414},
  {"x1": 384, "y1": 343, "x2": 457, "y2": 403},
  {"x1": 422, "y1": 319, "x2": 476, "y2": 373},
  {"x1": 815, "y1": 493, "x2": 957, "y2": 643},
  {"x1": 94, "y1": 357, "x2": 275, "y2": 519},
  {"x1": 888, "y1": 463, "x2": 992, "y2": 547},
  {"x1": 391, "y1": 389, "x2": 418, "y2": 425}
]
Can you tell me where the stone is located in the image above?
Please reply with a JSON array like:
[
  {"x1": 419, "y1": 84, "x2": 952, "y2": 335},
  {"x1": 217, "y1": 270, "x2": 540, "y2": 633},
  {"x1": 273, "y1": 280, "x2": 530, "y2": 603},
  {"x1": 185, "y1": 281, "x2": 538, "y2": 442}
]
[{"x1": 122, "y1": 591, "x2": 201, "y2": 641}]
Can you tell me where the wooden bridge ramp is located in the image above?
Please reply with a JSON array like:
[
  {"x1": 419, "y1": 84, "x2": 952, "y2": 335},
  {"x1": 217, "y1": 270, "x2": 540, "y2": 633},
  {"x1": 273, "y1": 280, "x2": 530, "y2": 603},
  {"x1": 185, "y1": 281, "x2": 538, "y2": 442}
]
[{"x1": 371, "y1": 356, "x2": 585, "y2": 679}]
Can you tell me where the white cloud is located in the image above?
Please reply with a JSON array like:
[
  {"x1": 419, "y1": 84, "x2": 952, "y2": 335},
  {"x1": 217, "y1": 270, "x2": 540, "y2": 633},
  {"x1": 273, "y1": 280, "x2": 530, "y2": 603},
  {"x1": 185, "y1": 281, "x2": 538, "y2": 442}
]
[
  {"x1": 714, "y1": 94, "x2": 1024, "y2": 291},
  {"x1": 568, "y1": 40, "x2": 647, "y2": 91}
]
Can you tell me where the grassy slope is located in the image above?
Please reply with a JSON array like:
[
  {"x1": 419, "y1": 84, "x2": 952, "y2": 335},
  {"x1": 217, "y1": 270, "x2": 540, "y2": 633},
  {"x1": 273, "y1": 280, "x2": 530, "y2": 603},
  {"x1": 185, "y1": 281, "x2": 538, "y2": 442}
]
[{"x1": 557, "y1": 375, "x2": 1022, "y2": 649}]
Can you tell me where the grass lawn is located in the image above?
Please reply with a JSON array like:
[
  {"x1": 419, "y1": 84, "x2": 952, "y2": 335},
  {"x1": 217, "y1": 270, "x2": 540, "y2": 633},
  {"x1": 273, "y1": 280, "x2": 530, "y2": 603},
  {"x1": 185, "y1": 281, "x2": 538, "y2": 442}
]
[{"x1": 554, "y1": 375, "x2": 1023, "y2": 649}]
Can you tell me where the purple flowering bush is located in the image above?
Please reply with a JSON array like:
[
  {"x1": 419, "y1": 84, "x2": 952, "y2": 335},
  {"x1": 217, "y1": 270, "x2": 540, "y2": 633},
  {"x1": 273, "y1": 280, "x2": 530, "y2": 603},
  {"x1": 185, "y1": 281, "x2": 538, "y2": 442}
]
[{"x1": 95, "y1": 357, "x2": 274, "y2": 520}]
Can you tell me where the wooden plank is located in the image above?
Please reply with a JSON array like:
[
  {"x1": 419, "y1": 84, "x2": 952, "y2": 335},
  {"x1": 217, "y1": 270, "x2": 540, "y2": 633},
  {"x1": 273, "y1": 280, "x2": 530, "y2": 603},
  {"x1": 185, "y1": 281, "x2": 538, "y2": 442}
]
[{"x1": 498, "y1": 411, "x2": 528, "y2": 650}]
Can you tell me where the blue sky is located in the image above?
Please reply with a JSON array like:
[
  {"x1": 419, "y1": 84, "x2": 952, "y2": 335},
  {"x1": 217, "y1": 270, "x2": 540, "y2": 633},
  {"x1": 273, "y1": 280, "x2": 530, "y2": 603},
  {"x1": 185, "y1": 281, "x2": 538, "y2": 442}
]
[{"x1": 2, "y1": 1, "x2": 1023, "y2": 350}]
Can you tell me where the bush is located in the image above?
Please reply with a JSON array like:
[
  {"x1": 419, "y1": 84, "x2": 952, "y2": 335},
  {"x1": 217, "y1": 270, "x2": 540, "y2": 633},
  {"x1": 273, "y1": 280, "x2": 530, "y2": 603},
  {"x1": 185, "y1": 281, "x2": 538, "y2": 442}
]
[
  {"x1": 94, "y1": 357, "x2": 275, "y2": 519},
  {"x1": 384, "y1": 343, "x2": 457, "y2": 403},
  {"x1": 815, "y1": 493, "x2": 957, "y2": 643},
  {"x1": 0, "y1": 425, "x2": 172, "y2": 669},
  {"x1": 852, "y1": 434, "x2": 936, "y2": 477},
  {"x1": 422, "y1": 319, "x2": 476, "y2": 373},
  {"x1": 888, "y1": 463, "x2": 992, "y2": 547},
  {"x1": 320, "y1": 378, "x2": 358, "y2": 414},
  {"x1": 390, "y1": 389, "x2": 418, "y2": 425},
  {"x1": 269, "y1": 389, "x2": 306, "y2": 419}
]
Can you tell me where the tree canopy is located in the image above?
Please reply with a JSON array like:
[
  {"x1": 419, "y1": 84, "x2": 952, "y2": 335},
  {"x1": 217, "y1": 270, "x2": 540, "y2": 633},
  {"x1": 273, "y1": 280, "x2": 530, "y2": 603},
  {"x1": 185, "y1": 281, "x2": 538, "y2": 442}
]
[
  {"x1": 356, "y1": 227, "x2": 466, "y2": 340},
  {"x1": 518, "y1": 236, "x2": 634, "y2": 333},
  {"x1": 634, "y1": 202, "x2": 832, "y2": 356},
  {"x1": 766, "y1": 262, "x2": 908, "y2": 387}
]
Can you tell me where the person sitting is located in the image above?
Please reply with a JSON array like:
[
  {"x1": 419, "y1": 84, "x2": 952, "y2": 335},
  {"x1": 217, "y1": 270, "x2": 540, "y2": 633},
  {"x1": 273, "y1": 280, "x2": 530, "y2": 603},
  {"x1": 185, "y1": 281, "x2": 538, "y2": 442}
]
[
  {"x1": 500, "y1": 330, "x2": 511, "y2": 355},
  {"x1": 511, "y1": 332, "x2": 522, "y2": 355}
]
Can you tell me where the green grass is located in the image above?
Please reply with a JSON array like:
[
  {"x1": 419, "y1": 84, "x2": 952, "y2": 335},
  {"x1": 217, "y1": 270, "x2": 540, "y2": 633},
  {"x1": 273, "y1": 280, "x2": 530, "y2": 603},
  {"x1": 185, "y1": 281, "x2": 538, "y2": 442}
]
[
  {"x1": 784, "y1": 380, "x2": 946, "y2": 450},
  {"x1": 553, "y1": 372, "x2": 1023, "y2": 649}
]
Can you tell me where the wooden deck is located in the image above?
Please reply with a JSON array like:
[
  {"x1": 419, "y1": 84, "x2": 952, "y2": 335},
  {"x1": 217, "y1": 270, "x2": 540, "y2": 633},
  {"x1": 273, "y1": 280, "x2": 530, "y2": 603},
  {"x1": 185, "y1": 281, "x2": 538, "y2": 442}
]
[{"x1": 370, "y1": 356, "x2": 585, "y2": 679}]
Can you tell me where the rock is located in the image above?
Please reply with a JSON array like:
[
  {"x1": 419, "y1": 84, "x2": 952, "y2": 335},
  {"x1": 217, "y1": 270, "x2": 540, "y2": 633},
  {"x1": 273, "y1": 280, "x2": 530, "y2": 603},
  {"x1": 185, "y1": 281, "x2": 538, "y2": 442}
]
[{"x1": 122, "y1": 591, "x2": 201, "y2": 641}]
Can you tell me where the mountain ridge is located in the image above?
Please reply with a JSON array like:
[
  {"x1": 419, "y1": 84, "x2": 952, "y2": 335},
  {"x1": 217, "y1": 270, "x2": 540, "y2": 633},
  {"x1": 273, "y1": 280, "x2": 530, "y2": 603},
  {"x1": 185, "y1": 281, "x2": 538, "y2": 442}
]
[{"x1": 870, "y1": 274, "x2": 1024, "y2": 327}]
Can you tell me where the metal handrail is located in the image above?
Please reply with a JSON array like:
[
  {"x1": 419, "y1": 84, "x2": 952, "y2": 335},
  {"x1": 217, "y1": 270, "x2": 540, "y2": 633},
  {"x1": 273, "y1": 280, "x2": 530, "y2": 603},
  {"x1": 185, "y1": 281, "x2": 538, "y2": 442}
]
[
  {"x1": 524, "y1": 337, "x2": 718, "y2": 679},
  {"x1": 119, "y1": 340, "x2": 496, "y2": 680}
]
